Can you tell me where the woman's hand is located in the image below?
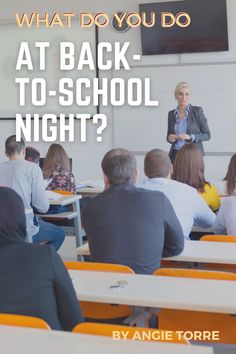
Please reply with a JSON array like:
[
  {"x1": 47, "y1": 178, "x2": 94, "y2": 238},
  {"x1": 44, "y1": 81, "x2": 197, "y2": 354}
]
[
  {"x1": 178, "y1": 133, "x2": 191, "y2": 141},
  {"x1": 168, "y1": 134, "x2": 177, "y2": 143}
]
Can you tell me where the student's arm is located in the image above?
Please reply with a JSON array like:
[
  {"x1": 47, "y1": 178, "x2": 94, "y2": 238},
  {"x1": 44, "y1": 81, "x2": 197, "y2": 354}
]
[
  {"x1": 214, "y1": 204, "x2": 227, "y2": 235},
  {"x1": 31, "y1": 165, "x2": 49, "y2": 213},
  {"x1": 31, "y1": 164, "x2": 49, "y2": 213},
  {"x1": 162, "y1": 194, "x2": 184, "y2": 257},
  {"x1": 50, "y1": 247, "x2": 84, "y2": 331},
  {"x1": 193, "y1": 189, "x2": 216, "y2": 227}
]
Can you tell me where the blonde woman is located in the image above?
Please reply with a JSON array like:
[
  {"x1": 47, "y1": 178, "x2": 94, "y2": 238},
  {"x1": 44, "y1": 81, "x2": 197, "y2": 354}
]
[{"x1": 167, "y1": 82, "x2": 211, "y2": 163}]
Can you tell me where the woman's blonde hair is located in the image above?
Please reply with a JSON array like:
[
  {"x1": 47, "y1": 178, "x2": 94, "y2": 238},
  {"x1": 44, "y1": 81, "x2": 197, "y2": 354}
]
[
  {"x1": 174, "y1": 82, "x2": 190, "y2": 96},
  {"x1": 43, "y1": 144, "x2": 70, "y2": 179}
]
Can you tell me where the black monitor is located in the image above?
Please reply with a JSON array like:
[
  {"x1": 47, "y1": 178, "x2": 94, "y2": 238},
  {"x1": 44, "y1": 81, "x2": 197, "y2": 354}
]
[
  {"x1": 140, "y1": 0, "x2": 229, "y2": 55},
  {"x1": 39, "y1": 158, "x2": 73, "y2": 171}
]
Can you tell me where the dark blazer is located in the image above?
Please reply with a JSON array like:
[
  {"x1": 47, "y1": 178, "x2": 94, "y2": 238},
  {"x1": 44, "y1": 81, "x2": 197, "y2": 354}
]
[
  {"x1": 82, "y1": 184, "x2": 184, "y2": 274},
  {"x1": 167, "y1": 105, "x2": 211, "y2": 159},
  {"x1": 0, "y1": 243, "x2": 83, "y2": 330}
]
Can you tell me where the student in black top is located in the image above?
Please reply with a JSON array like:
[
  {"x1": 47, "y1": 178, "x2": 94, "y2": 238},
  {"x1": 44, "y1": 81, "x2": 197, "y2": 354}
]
[
  {"x1": 0, "y1": 187, "x2": 83, "y2": 330},
  {"x1": 82, "y1": 148, "x2": 184, "y2": 274}
]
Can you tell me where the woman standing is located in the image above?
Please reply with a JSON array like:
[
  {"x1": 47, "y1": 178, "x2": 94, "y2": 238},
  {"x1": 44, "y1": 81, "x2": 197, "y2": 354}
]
[{"x1": 167, "y1": 82, "x2": 211, "y2": 163}]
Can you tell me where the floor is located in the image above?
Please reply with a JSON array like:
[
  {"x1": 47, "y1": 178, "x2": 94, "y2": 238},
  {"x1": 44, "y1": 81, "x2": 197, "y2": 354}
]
[{"x1": 58, "y1": 236, "x2": 77, "y2": 262}]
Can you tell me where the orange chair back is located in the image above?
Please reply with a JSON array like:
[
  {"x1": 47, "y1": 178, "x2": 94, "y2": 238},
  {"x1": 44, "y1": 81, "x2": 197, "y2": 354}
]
[
  {"x1": 154, "y1": 268, "x2": 236, "y2": 280},
  {"x1": 154, "y1": 268, "x2": 236, "y2": 344},
  {"x1": 200, "y1": 235, "x2": 236, "y2": 242},
  {"x1": 64, "y1": 261, "x2": 134, "y2": 273},
  {"x1": 0, "y1": 314, "x2": 50, "y2": 329},
  {"x1": 73, "y1": 322, "x2": 188, "y2": 344},
  {"x1": 65, "y1": 261, "x2": 134, "y2": 320}
]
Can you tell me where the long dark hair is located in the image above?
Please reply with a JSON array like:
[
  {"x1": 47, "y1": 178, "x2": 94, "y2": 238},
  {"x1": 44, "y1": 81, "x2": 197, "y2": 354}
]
[
  {"x1": 172, "y1": 144, "x2": 207, "y2": 192},
  {"x1": 43, "y1": 144, "x2": 70, "y2": 179},
  {"x1": 224, "y1": 154, "x2": 236, "y2": 195}
]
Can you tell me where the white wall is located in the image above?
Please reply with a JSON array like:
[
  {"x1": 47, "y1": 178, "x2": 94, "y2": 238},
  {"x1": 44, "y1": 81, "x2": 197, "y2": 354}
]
[{"x1": 0, "y1": 0, "x2": 235, "y2": 181}]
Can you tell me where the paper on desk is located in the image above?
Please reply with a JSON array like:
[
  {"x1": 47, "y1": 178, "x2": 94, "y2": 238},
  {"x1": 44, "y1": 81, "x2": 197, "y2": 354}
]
[
  {"x1": 76, "y1": 180, "x2": 104, "y2": 189},
  {"x1": 46, "y1": 190, "x2": 62, "y2": 200}
]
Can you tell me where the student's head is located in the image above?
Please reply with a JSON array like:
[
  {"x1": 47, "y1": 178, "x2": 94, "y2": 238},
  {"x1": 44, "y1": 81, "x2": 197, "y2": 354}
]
[
  {"x1": 174, "y1": 82, "x2": 190, "y2": 108},
  {"x1": 25, "y1": 147, "x2": 40, "y2": 164},
  {"x1": 0, "y1": 187, "x2": 27, "y2": 244},
  {"x1": 224, "y1": 153, "x2": 236, "y2": 195},
  {"x1": 172, "y1": 143, "x2": 206, "y2": 192},
  {"x1": 144, "y1": 149, "x2": 172, "y2": 178},
  {"x1": 102, "y1": 148, "x2": 137, "y2": 188},
  {"x1": 5, "y1": 135, "x2": 25, "y2": 160},
  {"x1": 43, "y1": 144, "x2": 70, "y2": 178}
]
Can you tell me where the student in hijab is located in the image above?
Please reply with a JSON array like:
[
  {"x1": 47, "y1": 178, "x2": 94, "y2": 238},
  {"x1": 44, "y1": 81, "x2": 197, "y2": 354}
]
[{"x1": 0, "y1": 187, "x2": 83, "y2": 330}]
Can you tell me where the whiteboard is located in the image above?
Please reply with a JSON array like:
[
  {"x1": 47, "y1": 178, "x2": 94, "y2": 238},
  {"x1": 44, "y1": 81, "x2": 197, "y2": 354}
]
[
  {"x1": 0, "y1": 22, "x2": 96, "y2": 117},
  {"x1": 113, "y1": 63, "x2": 236, "y2": 153}
]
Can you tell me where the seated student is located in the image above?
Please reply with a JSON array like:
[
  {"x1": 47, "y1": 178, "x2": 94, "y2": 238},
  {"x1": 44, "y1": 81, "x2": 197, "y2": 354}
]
[
  {"x1": 82, "y1": 148, "x2": 184, "y2": 274},
  {"x1": 25, "y1": 147, "x2": 40, "y2": 164},
  {"x1": 43, "y1": 144, "x2": 76, "y2": 194},
  {"x1": 0, "y1": 187, "x2": 83, "y2": 330},
  {"x1": 138, "y1": 149, "x2": 215, "y2": 240},
  {"x1": 214, "y1": 197, "x2": 236, "y2": 235},
  {"x1": 213, "y1": 154, "x2": 236, "y2": 196},
  {"x1": 0, "y1": 135, "x2": 65, "y2": 250},
  {"x1": 172, "y1": 144, "x2": 220, "y2": 211}
]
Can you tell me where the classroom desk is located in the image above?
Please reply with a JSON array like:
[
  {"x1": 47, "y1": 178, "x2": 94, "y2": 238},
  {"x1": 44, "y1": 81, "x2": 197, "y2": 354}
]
[
  {"x1": 166, "y1": 240, "x2": 236, "y2": 264},
  {"x1": 76, "y1": 186, "x2": 103, "y2": 197},
  {"x1": 38, "y1": 195, "x2": 83, "y2": 250},
  {"x1": 49, "y1": 195, "x2": 81, "y2": 207},
  {"x1": 69, "y1": 269, "x2": 236, "y2": 315},
  {"x1": 0, "y1": 326, "x2": 213, "y2": 354},
  {"x1": 76, "y1": 240, "x2": 236, "y2": 265}
]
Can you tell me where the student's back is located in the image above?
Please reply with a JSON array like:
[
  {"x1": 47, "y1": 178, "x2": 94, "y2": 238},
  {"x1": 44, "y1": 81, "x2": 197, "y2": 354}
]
[
  {"x1": 139, "y1": 177, "x2": 215, "y2": 239},
  {"x1": 0, "y1": 159, "x2": 48, "y2": 237},
  {"x1": 214, "y1": 196, "x2": 236, "y2": 235},
  {"x1": 0, "y1": 135, "x2": 65, "y2": 250},
  {"x1": 0, "y1": 242, "x2": 83, "y2": 330},
  {"x1": 83, "y1": 184, "x2": 184, "y2": 274},
  {"x1": 0, "y1": 159, "x2": 48, "y2": 212},
  {"x1": 0, "y1": 187, "x2": 83, "y2": 330},
  {"x1": 139, "y1": 148, "x2": 215, "y2": 239}
]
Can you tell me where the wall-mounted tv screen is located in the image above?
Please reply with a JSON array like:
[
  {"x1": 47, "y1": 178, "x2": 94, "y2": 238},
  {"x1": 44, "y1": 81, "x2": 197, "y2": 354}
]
[{"x1": 140, "y1": 0, "x2": 229, "y2": 55}]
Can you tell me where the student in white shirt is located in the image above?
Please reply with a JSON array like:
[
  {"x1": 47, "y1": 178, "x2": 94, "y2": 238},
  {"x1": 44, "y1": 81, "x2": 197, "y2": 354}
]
[
  {"x1": 214, "y1": 197, "x2": 236, "y2": 235},
  {"x1": 211, "y1": 153, "x2": 236, "y2": 196},
  {"x1": 0, "y1": 135, "x2": 65, "y2": 250},
  {"x1": 138, "y1": 148, "x2": 216, "y2": 239}
]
